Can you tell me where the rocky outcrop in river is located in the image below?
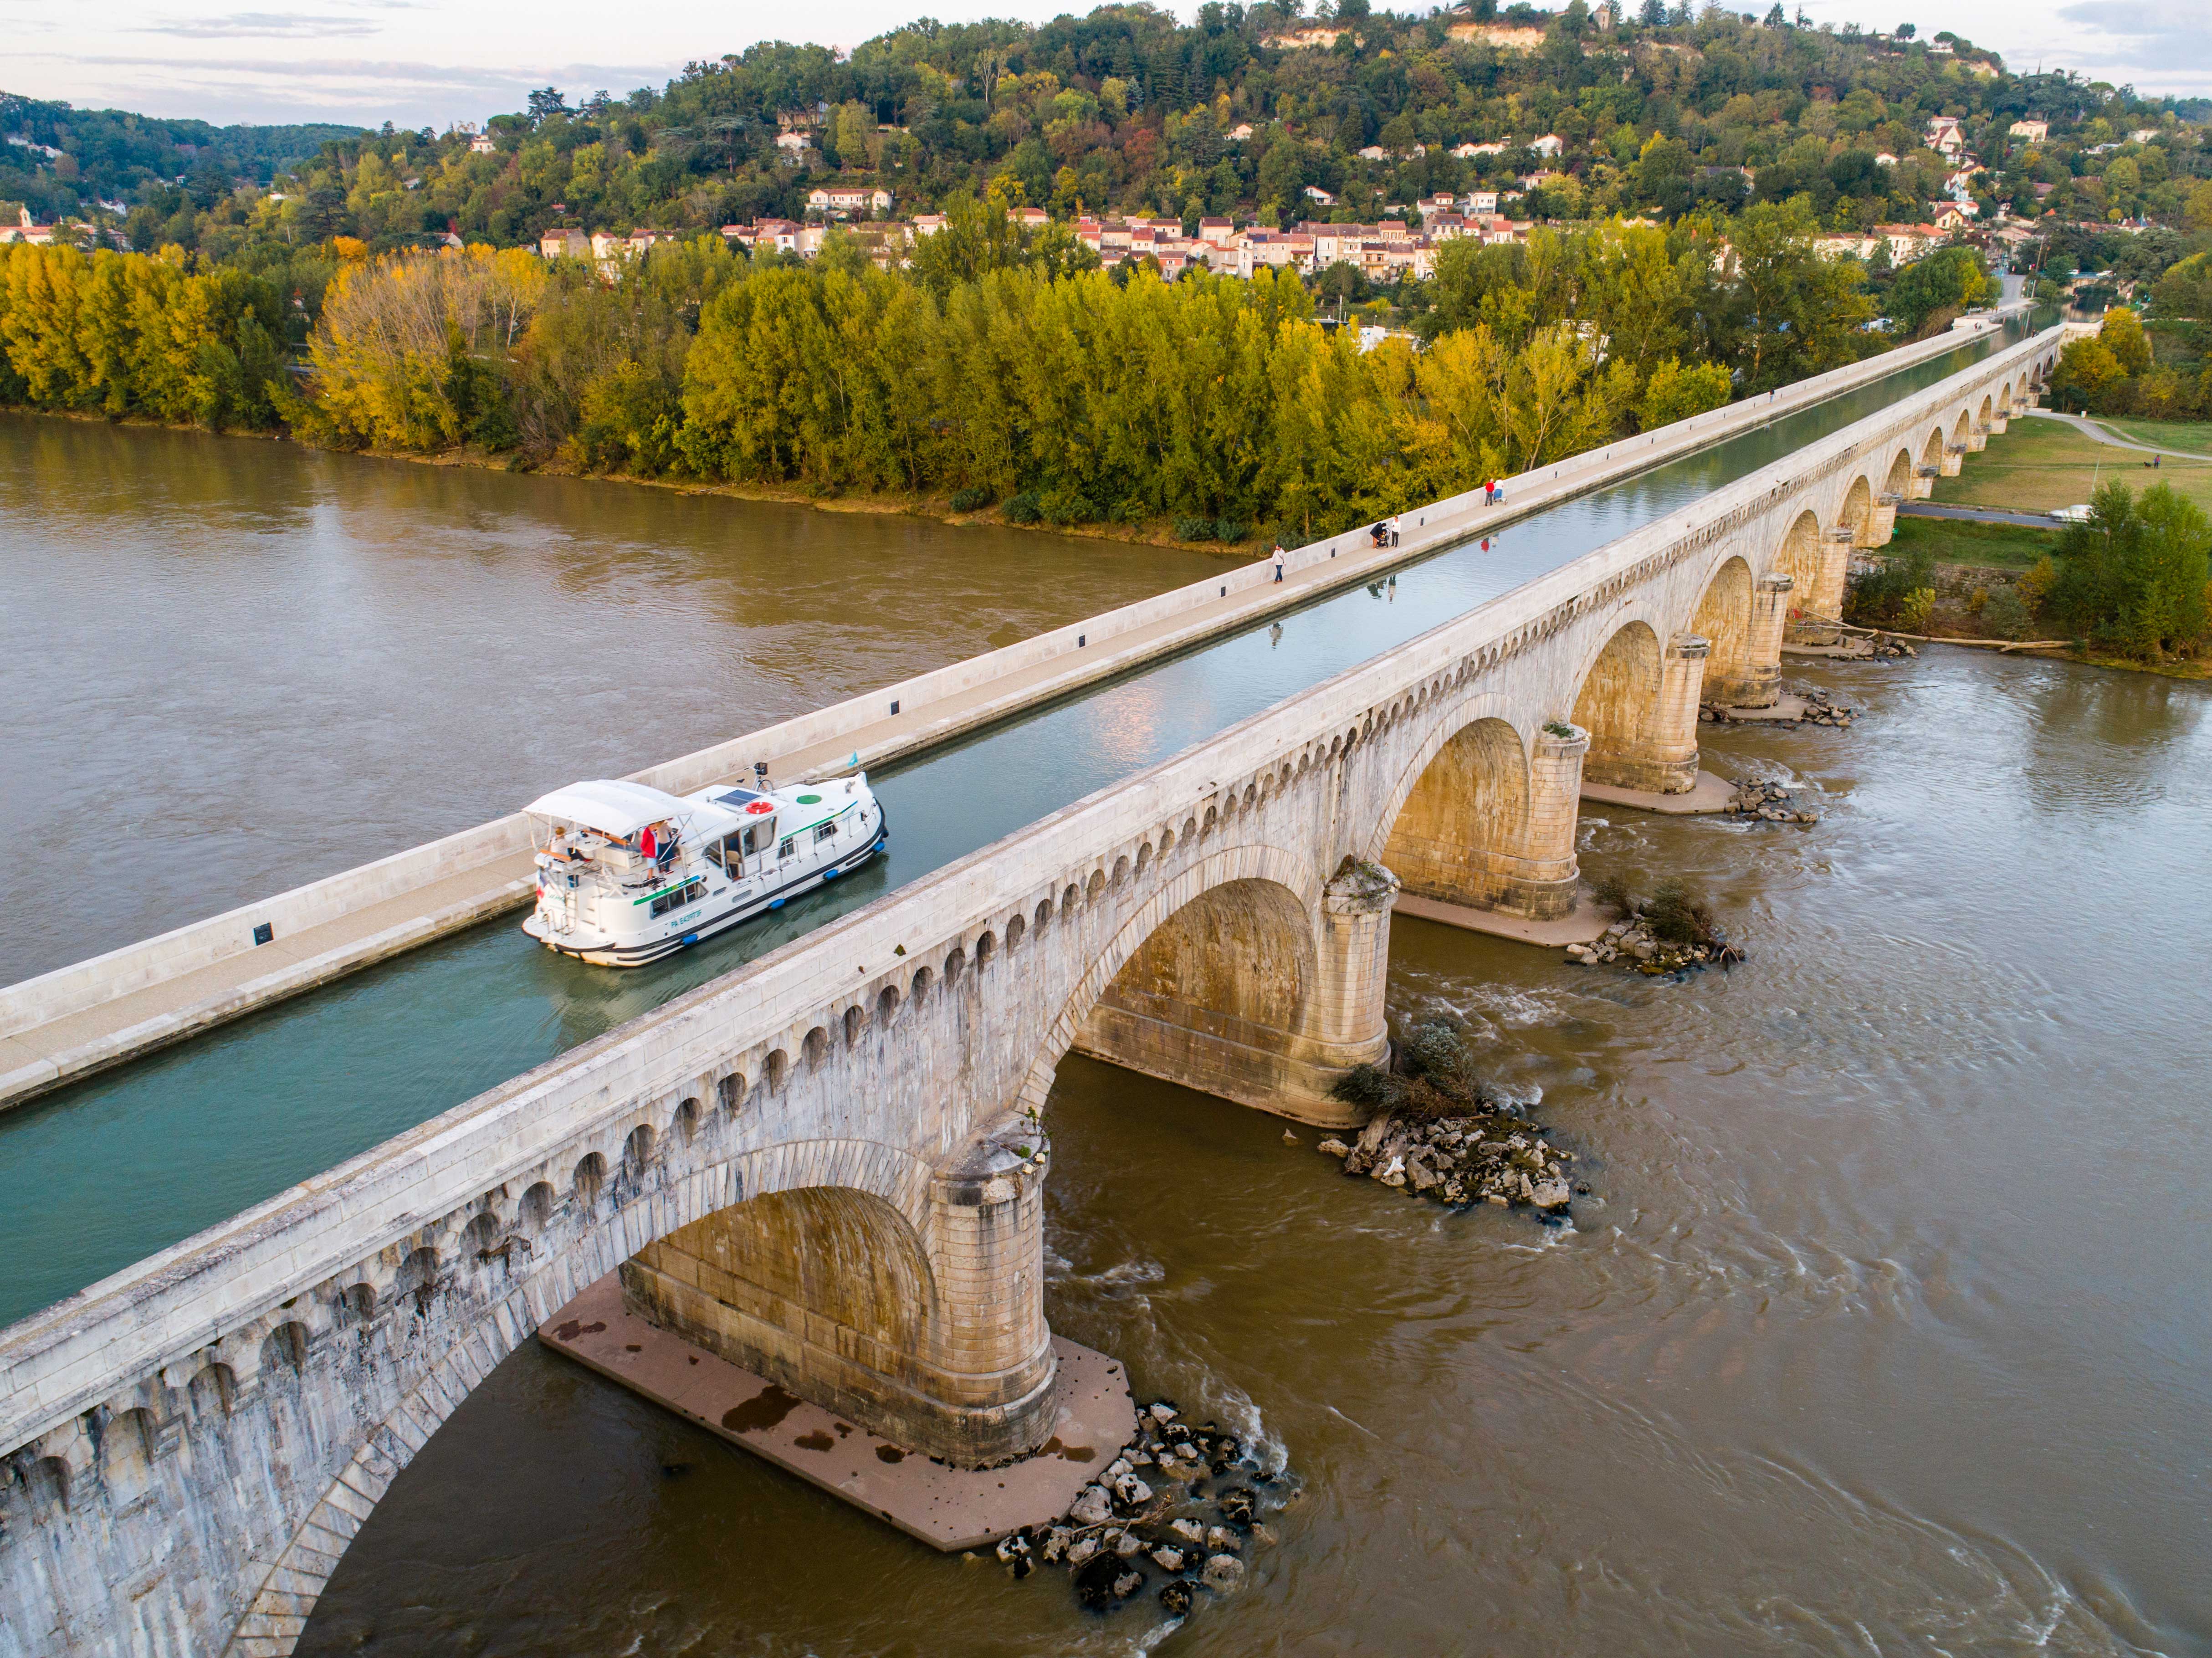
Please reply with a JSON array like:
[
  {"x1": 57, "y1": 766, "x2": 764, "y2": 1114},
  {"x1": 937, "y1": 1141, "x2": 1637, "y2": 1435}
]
[
  {"x1": 1724, "y1": 778, "x2": 1820, "y2": 823},
  {"x1": 1318, "y1": 1110, "x2": 1577, "y2": 1213},
  {"x1": 1702, "y1": 685, "x2": 1857, "y2": 728},
  {"x1": 1315, "y1": 1022, "x2": 1585, "y2": 1217},
  {"x1": 1006, "y1": 1400, "x2": 1288, "y2": 1626}
]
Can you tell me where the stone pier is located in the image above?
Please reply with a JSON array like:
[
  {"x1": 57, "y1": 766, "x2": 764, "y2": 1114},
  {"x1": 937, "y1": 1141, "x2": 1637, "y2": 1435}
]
[
  {"x1": 620, "y1": 1133, "x2": 1057, "y2": 1466},
  {"x1": 0, "y1": 323, "x2": 2069, "y2": 1658},
  {"x1": 1074, "y1": 862, "x2": 1394, "y2": 1128}
]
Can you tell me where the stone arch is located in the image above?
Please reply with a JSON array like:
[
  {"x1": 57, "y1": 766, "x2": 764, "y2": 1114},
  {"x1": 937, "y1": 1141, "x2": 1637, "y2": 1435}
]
[
  {"x1": 1883, "y1": 448, "x2": 1913, "y2": 500},
  {"x1": 1977, "y1": 393, "x2": 1993, "y2": 425},
  {"x1": 13, "y1": 1455, "x2": 72, "y2": 1515},
  {"x1": 1773, "y1": 507, "x2": 1823, "y2": 594},
  {"x1": 187, "y1": 1364, "x2": 235, "y2": 1421},
  {"x1": 236, "y1": 1136, "x2": 971, "y2": 1653},
  {"x1": 1691, "y1": 554, "x2": 1756, "y2": 705},
  {"x1": 572, "y1": 1152, "x2": 607, "y2": 1204},
  {"x1": 1951, "y1": 407, "x2": 1972, "y2": 445},
  {"x1": 260, "y1": 1322, "x2": 310, "y2": 1380},
  {"x1": 1920, "y1": 424, "x2": 1946, "y2": 468},
  {"x1": 1013, "y1": 844, "x2": 1328, "y2": 1124},
  {"x1": 624, "y1": 1183, "x2": 940, "y2": 1449},
  {"x1": 1835, "y1": 474, "x2": 1874, "y2": 548},
  {"x1": 460, "y1": 1211, "x2": 502, "y2": 1257},
  {"x1": 1571, "y1": 620, "x2": 1665, "y2": 789},
  {"x1": 519, "y1": 1181, "x2": 556, "y2": 1228},
  {"x1": 334, "y1": 1282, "x2": 376, "y2": 1325},
  {"x1": 1376, "y1": 716, "x2": 1533, "y2": 916}
]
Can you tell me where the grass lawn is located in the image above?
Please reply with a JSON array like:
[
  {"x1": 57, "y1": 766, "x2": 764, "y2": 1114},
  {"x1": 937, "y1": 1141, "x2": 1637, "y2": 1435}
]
[
  {"x1": 1932, "y1": 416, "x2": 2212, "y2": 516},
  {"x1": 2091, "y1": 416, "x2": 2212, "y2": 458},
  {"x1": 1887, "y1": 513, "x2": 2060, "y2": 570}
]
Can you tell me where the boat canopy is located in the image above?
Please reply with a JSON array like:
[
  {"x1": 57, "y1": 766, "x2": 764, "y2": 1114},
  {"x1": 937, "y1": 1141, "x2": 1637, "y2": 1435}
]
[{"x1": 524, "y1": 779, "x2": 745, "y2": 841}]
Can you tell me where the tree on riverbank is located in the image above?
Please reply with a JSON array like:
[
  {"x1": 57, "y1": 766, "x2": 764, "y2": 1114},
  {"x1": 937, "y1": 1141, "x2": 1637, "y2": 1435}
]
[
  {"x1": 2043, "y1": 480, "x2": 2211, "y2": 660},
  {"x1": 2051, "y1": 307, "x2": 2212, "y2": 425},
  {"x1": 0, "y1": 243, "x2": 292, "y2": 429}
]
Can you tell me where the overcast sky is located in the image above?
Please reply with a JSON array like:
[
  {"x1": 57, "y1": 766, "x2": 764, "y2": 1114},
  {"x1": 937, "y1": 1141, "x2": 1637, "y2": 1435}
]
[{"x1": 3, "y1": 0, "x2": 2205, "y2": 131}]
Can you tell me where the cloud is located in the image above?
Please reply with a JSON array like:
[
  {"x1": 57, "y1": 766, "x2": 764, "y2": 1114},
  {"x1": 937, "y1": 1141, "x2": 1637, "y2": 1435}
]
[
  {"x1": 10, "y1": 47, "x2": 686, "y2": 126},
  {"x1": 2053, "y1": 0, "x2": 2212, "y2": 68},
  {"x1": 138, "y1": 12, "x2": 386, "y2": 36}
]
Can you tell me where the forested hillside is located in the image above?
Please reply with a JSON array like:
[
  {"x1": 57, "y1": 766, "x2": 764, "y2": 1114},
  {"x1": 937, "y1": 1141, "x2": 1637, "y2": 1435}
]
[
  {"x1": 0, "y1": 93, "x2": 358, "y2": 230},
  {"x1": 5, "y1": 2, "x2": 2210, "y2": 540},
  {"x1": 6, "y1": 4, "x2": 2205, "y2": 256}
]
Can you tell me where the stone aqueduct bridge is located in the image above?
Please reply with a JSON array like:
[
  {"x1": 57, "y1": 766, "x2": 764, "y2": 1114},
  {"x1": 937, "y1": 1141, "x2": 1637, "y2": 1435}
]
[{"x1": 0, "y1": 329, "x2": 2060, "y2": 1658}]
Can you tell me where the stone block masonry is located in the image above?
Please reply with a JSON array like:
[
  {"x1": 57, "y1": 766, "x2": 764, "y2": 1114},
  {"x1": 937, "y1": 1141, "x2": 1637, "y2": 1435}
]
[
  {"x1": 0, "y1": 308, "x2": 2036, "y2": 1114},
  {"x1": 0, "y1": 325, "x2": 2064, "y2": 1658}
]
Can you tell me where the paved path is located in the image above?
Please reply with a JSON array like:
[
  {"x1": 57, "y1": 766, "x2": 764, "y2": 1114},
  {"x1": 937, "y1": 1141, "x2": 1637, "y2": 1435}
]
[
  {"x1": 1899, "y1": 502, "x2": 2062, "y2": 528},
  {"x1": 2021, "y1": 408, "x2": 2212, "y2": 463}
]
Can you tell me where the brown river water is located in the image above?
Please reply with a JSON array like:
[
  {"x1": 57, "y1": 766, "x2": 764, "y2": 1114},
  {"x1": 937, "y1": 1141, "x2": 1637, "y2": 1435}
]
[
  {"x1": 4, "y1": 412, "x2": 2208, "y2": 1656},
  {"x1": 0, "y1": 413, "x2": 1219, "y2": 980},
  {"x1": 311, "y1": 652, "x2": 2209, "y2": 1653}
]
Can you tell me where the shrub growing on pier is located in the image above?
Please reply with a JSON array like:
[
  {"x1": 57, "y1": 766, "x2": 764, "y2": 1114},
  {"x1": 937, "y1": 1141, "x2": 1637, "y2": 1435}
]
[{"x1": 1331, "y1": 1020, "x2": 1498, "y2": 1122}]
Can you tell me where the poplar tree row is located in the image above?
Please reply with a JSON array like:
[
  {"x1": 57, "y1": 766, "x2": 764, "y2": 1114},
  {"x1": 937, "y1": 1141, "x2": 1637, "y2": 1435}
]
[{"x1": 1, "y1": 215, "x2": 1756, "y2": 540}]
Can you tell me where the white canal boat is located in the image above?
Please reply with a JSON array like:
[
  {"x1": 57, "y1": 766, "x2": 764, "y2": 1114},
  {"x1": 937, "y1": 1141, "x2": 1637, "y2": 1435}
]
[{"x1": 520, "y1": 771, "x2": 887, "y2": 966}]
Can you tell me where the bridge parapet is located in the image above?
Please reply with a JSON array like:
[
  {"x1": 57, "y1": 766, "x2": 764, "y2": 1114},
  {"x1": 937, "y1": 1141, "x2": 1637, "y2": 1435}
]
[{"x1": 0, "y1": 324, "x2": 2066, "y2": 1658}]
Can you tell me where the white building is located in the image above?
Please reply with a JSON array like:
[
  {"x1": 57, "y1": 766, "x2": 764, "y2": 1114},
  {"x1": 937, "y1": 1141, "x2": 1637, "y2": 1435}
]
[{"x1": 807, "y1": 186, "x2": 892, "y2": 217}]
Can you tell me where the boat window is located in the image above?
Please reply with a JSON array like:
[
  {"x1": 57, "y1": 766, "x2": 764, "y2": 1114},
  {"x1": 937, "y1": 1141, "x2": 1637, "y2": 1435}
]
[
  {"x1": 649, "y1": 880, "x2": 706, "y2": 918},
  {"x1": 779, "y1": 838, "x2": 795, "y2": 860},
  {"x1": 814, "y1": 822, "x2": 838, "y2": 844}
]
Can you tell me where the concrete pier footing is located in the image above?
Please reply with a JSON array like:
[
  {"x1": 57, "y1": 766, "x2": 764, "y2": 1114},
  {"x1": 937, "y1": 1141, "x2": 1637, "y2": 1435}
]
[
  {"x1": 540, "y1": 1274, "x2": 1134, "y2": 1551},
  {"x1": 1391, "y1": 893, "x2": 1612, "y2": 947},
  {"x1": 1581, "y1": 769, "x2": 1736, "y2": 816}
]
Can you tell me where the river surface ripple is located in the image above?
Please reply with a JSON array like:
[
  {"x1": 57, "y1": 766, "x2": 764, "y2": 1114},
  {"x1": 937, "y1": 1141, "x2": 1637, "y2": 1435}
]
[
  {"x1": 0, "y1": 333, "x2": 2014, "y2": 1324},
  {"x1": 298, "y1": 650, "x2": 2212, "y2": 1656}
]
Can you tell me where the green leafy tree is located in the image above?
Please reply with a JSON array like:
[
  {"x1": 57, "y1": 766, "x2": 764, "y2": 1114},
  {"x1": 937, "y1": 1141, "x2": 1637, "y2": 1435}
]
[
  {"x1": 2044, "y1": 481, "x2": 2211, "y2": 660},
  {"x1": 1726, "y1": 198, "x2": 1874, "y2": 390},
  {"x1": 2098, "y1": 305, "x2": 2152, "y2": 375},
  {"x1": 1635, "y1": 357, "x2": 1732, "y2": 429},
  {"x1": 1884, "y1": 245, "x2": 1997, "y2": 337}
]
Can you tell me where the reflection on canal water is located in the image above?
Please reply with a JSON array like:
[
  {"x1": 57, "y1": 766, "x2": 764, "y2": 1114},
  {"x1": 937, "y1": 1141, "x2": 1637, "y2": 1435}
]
[{"x1": 295, "y1": 648, "x2": 2210, "y2": 1655}]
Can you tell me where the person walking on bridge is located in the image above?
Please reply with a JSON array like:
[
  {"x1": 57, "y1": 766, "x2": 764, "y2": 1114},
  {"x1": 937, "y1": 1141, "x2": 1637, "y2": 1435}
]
[{"x1": 1273, "y1": 545, "x2": 1285, "y2": 582}]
